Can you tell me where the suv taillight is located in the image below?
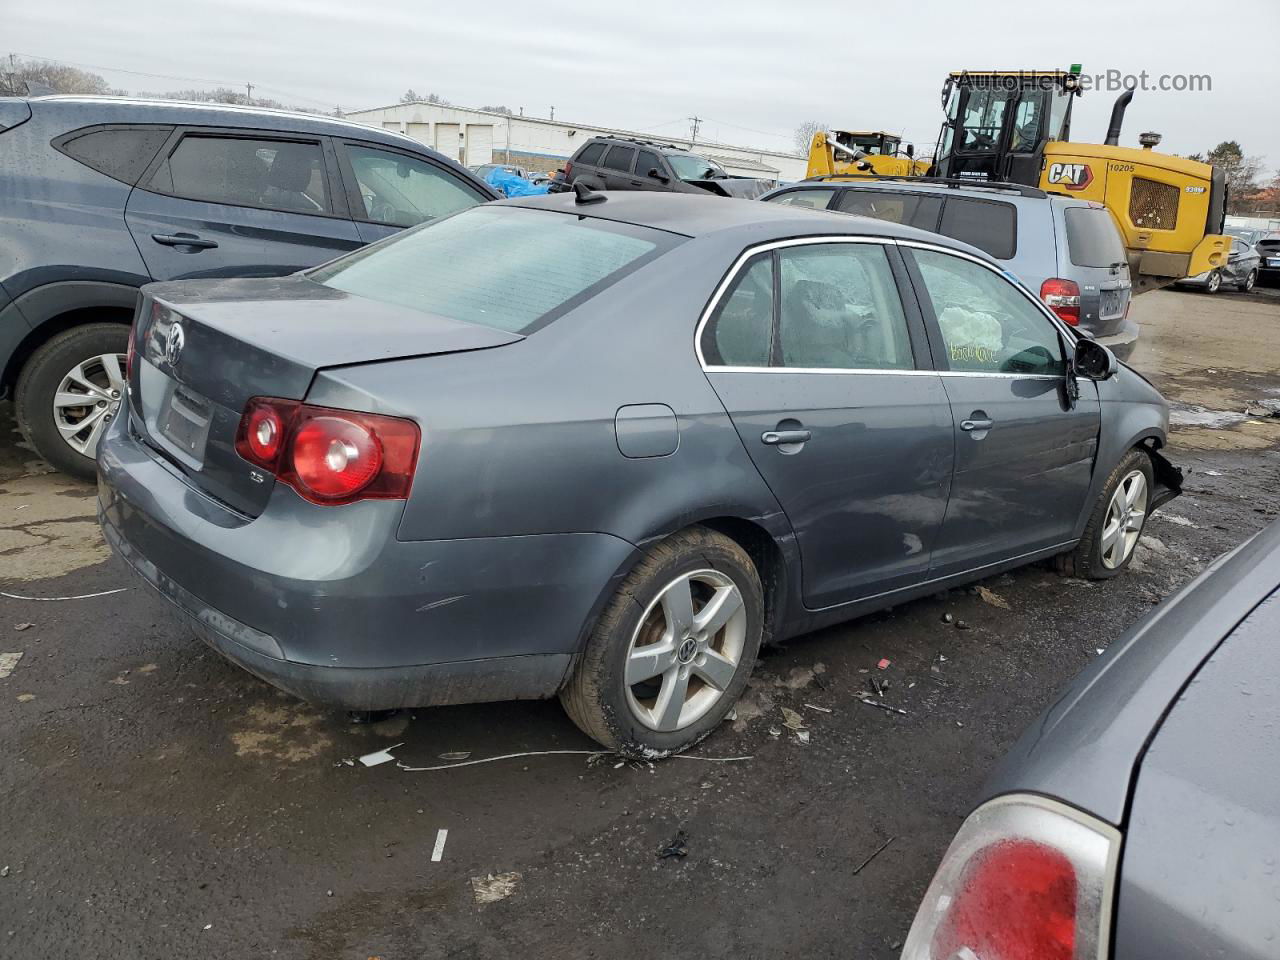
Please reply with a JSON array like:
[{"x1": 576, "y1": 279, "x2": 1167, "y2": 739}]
[
  {"x1": 563, "y1": 160, "x2": 574, "y2": 179},
  {"x1": 235, "y1": 398, "x2": 420, "y2": 506},
  {"x1": 1040, "y1": 278, "x2": 1082, "y2": 325},
  {"x1": 900, "y1": 795, "x2": 1120, "y2": 960}
]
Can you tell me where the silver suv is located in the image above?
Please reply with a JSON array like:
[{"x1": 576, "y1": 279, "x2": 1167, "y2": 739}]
[{"x1": 761, "y1": 178, "x2": 1137, "y2": 359}]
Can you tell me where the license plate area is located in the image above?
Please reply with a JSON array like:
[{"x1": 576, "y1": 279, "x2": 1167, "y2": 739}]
[{"x1": 157, "y1": 384, "x2": 212, "y2": 464}]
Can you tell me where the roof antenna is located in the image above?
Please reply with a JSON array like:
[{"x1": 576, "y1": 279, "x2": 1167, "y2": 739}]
[{"x1": 573, "y1": 181, "x2": 606, "y2": 205}]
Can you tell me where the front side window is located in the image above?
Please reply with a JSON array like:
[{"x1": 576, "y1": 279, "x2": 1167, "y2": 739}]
[
  {"x1": 151, "y1": 135, "x2": 329, "y2": 213},
  {"x1": 938, "y1": 198, "x2": 1017, "y2": 260},
  {"x1": 601, "y1": 146, "x2": 636, "y2": 173},
  {"x1": 636, "y1": 150, "x2": 664, "y2": 179},
  {"x1": 777, "y1": 244, "x2": 913, "y2": 370},
  {"x1": 959, "y1": 89, "x2": 1013, "y2": 153},
  {"x1": 911, "y1": 248, "x2": 1064, "y2": 376},
  {"x1": 312, "y1": 206, "x2": 673, "y2": 334},
  {"x1": 835, "y1": 190, "x2": 942, "y2": 231},
  {"x1": 345, "y1": 144, "x2": 485, "y2": 227},
  {"x1": 767, "y1": 189, "x2": 836, "y2": 210}
]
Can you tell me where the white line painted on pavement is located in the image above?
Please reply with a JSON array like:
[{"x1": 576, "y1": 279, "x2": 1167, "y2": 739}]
[{"x1": 431, "y1": 829, "x2": 448, "y2": 862}]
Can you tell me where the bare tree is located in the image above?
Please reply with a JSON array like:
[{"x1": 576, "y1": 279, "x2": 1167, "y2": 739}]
[
  {"x1": 401, "y1": 90, "x2": 450, "y2": 105},
  {"x1": 793, "y1": 120, "x2": 829, "y2": 156},
  {"x1": 1204, "y1": 141, "x2": 1265, "y2": 215},
  {"x1": 481, "y1": 105, "x2": 515, "y2": 116},
  {"x1": 1, "y1": 54, "x2": 124, "y2": 96}
]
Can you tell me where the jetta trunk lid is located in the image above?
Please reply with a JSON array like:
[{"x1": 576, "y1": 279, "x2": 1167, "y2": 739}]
[{"x1": 129, "y1": 275, "x2": 521, "y2": 516}]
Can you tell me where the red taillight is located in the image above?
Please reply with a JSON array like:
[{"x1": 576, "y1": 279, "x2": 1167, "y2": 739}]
[
  {"x1": 1040, "y1": 278, "x2": 1082, "y2": 325},
  {"x1": 932, "y1": 839, "x2": 1077, "y2": 960},
  {"x1": 901, "y1": 795, "x2": 1119, "y2": 960},
  {"x1": 563, "y1": 160, "x2": 573, "y2": 178},
  {"x1": 234, "y1": 398, "x2": 420, "y2": 506}
]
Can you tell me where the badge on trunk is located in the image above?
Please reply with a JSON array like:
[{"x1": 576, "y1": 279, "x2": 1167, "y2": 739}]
[{"x1": 164, "y1": 322, "x2": 185, "y2": 366}]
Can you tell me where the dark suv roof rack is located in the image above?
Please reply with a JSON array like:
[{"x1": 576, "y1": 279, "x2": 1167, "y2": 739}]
[
  {"x1": 590, "y1": 134, "x2": 684, "y2": 151},
  {"x1": 802, "y1": 173, "x2": 1047, "y2": 199}
]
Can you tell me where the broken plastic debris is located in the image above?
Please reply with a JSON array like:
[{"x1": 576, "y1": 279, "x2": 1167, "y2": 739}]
[
  {"x1": 941, "y1": 612, "x2": 954, "y2": 624},
  {"x1": 803, "y1": 703, "x2": 832, "y2": 714},
  {"x1": 14, "y1": 623, "x2": 34, "y2": 631},
  {"x1": 658, "y1": 829, "x2": 689, "y2": 859},
  {"x1": 395, "y1": 749, "x2": 751, "y2": 771},
  {"x1": 976, "y1": 586, "x2": 1010, "y2": 610},
  {"x1": 431, "y1": 828, "x2": 448, "y2": 862},
  {"x1": 0, "y1": 652, "x2": 24, "y2": 680},
  {"x1": 768, "y1": 726, "x2": 782, "y2": 738},
  {"x1": 877, "y1": 658, "x2": 891, "y2": 670},
  {"x1": 796, "y1": 729, "x2": 810, "y2": 745},
  {"x1": 471, "y1": 871, "x2": 522, "y2": 904},
  {"x1": 437, "y1": 751, "x2": 471, "y2": 761},
  {"x1": 858, "y1": 697, "x2": 908, "y2": 717},
  {"x1": 0, "y1": 588, "x2": 128, "y2": 601},
  {"x1": 852, "y1": 836, "x2": 896, "y2": 875},
  {"x1": 780, "y1": 706, "x2": 805, "y2": 730},
  {"x1": 357, "y1": 743, "x2": 403, "y2": 767}
]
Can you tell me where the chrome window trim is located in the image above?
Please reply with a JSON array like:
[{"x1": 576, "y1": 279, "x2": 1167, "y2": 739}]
[
  {"x1": 696, "y1": 235, "x2": 1077, "y2": 377},
  {"x1": 694, "y1": 235, "x2": 917, "y2": 374}
]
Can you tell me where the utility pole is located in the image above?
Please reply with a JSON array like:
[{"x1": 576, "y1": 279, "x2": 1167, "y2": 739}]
[
  {"x1": 550, "y1": 105, "x2": 555, "y2": 121},
  {"x1": 689, "y1": 116, "x2": 702, "y2": 145},
  {"x1": 245, "y1": 81, "x2": 254, "y2": 103}
]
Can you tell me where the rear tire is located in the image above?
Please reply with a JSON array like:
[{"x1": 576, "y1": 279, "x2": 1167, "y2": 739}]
[
  {"x1": 1204, "y1": 270, "x2": 1222, "y2": 294},
  {"x1": 1240, "y1": 269, "x2": 1257, "y2": 293},
  {"x1": 14, "y1": 323, "x2": 129, "y2": 481},
  {"x1": 1057, "y1": 448, "x2": 1154, "y2": 580},
  {"x1": 560, "y1": 526, "x2": 763, "y2": 757}
]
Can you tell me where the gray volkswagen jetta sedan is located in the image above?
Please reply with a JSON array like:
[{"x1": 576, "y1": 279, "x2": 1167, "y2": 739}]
[
  {"x1": 96, "y1": 191, "x2": 1181, "y2": 755},
  {"x1": 900, "y1": 518, "x2": 1280, "y2": 960}
]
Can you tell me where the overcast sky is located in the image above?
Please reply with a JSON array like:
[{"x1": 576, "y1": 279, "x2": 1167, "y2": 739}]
[{"x1": 8, "y1": 0, "x2": 1278, "y2": 171}]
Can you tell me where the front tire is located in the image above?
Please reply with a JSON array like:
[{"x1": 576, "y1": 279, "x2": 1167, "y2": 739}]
[
  {"x1": 561, "y1": 526, "x2": 763, "y2": 757},
  {"x1": 1058, "y1": 448, "x2": 1154, "y2": 579},
  {"x1": 1240, "y1": 269, "x2": 1257, "y2": 293},
  {"x1": 1204, "y1": 270, "x2": 1222, "y2": 294},
  {"x1": 14, "y1": 323, "x2": 129, "y2": 481}
]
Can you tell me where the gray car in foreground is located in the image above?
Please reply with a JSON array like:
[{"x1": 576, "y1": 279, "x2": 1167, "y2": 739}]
[
  {"x1": 901, "y1": 518, "x2": 1280, "y2": 960},
  {"x1": 98, "y1": 192, "x2": 1180, "y2": 755}
]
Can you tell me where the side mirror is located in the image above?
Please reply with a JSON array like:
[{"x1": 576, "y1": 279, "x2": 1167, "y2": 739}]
[
  {"x1": 648, "y1": 167, "x2": 669, "y2": 183},
  {"x1": 1074, "y1": 337, "x2": 1117, "y2": 380},
  {"x1": 906, "y1": 144, "x2": 915, "y2": 158}
]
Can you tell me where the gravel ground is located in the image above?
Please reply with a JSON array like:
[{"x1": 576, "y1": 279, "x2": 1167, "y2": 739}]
[{"x1": 1, "y1": 287, "x2": 1277, "y2": 959}]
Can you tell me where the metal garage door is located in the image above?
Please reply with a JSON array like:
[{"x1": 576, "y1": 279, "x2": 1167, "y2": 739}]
[
  {"x1": 406, "y1": 122, "x2": 429, "y2": 145},
  {"x1": 382, "y1": 121, "x2": 401, "y2": 132},
  {"x1": 465, "y1": 124, "x2": 493, "y2": 166},
  {"x1": 434, "y1": 123, "x2": 460, "y2": 161}
]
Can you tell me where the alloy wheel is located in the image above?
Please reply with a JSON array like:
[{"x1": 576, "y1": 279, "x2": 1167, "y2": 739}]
[
  {"x1": 1244, "y1": 270, "x2": 1257, "y2": 292},
  {"x1": 624, "y1": 569, "x2": 747, "y2": 732},
  {"x1": 1206, "y1": 271, "x2": 1221, "y2": 293},
  {"x1": 1100, "y1": 470, "x2": 1148, "y2": 569},
  {"x1": 51, "y1": 353, "x2": 127, "y2": 457}
]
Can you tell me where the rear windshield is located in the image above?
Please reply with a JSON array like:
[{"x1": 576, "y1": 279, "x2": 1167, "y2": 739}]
[
  {"x1": 310, "y1": 206, "x2": 676, "y2": 334},
  {"x1": 1065, "y1": 207, "x2": 1126, "y2": 268}
]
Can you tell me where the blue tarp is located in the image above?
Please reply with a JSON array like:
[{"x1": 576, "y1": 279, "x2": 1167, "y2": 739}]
[{"x1": 485, "y1": 167, "x2": 550, "y2": 197}]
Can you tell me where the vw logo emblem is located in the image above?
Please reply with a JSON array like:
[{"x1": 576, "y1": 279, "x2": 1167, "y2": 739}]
[{"x1": 164, "y1": 322, "x2": 185, "y2": 366}]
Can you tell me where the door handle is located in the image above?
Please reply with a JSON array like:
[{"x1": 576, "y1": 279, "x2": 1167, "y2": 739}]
[
  {"x1": 152, "y1": 233, "x2": 218, "y2": 250},
  {"x1": 761, "y1": 429, "x2": 812, "y2": 445},
  {"x1": 960, "y1": 418, "x2": 994, "y2": 432}
]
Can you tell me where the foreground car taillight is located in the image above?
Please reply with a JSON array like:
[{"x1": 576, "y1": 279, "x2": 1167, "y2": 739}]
[
  {"x1": 901, "y1": 795, "x2": 1120, "y2": 960},
  {"x1": 1040, "y1": 278, "x2": 1082, "y2": 326},
  {"x1": 235, "y1": 398, "x2": 420, "y2": 506}
]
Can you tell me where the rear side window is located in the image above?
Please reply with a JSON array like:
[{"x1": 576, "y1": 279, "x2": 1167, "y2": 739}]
[
  {"x1": 835, "y1": 190, "x2": 942, "y2": 231},
  {"x1": 147, "y1": 136, "x2": 330, "y2": 214},
  {"x1": 1064, "y1": 207, "x2": 1126, "y2": 268},
  {"x1": 54, "y1": 125, "x2": 173, "y2": 185},
  {"x1": 701, "y1": 253, "x2": 774, "y2": 367},
  {"x1": 938, "y1": 198, "x2": 1017, "y2": 259},
  {"x1": 601, "y1": 146, "x2": 636, "y2": 173},
  {"x1": 574, "y1": 142, "x2": 607, "y2": 166},
  {"x1": 311, "y1": 206, "x2": 675, "y2": 334},
  {"x1": 767, "y1": 189, "x2": 836, "y2": 210}
]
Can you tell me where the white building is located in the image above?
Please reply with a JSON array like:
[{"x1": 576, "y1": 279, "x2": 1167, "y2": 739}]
[{"x1": 344, "y1": 101, "x2": 809, "y2": 181}]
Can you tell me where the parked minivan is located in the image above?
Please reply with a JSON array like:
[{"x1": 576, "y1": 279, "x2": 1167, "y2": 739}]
[
  {"x1": 762, "y1": 179, "x2": 1138, "y2": 359},
  {"x1": 0, "y1": 95, "x2": 497, "y2": 478}
]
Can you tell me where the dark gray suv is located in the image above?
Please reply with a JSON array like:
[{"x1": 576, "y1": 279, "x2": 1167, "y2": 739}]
[
  {"x1": 0, "y1": 95, "x2": 496, "y2": 478},
  {"x1": 560, "y1": 136, "x2": 775, "y2": 199}
]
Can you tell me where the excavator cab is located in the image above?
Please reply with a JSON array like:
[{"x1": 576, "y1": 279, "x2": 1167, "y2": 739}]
[
  {"x1": 806, "y1": 130, "x2": 929, "y2": 179},
  {"x1": 931, "y1": 70, "x2": 1078, "y2": 183}
]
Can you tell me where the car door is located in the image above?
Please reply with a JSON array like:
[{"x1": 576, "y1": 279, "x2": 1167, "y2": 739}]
[
  {"x1": 597, "y1": 145, "x2": 638, "y2": 190},
  {"x1": 634, "y1": 149, "x2": 668, "y2": 190},
  {"x1": 699, "y1": 238, "x2": 955, "y2": 609},
  {"x1": 1224, "y1": 239, "x2": 1257, "y2": 284},
  {"x1": 333, "y1": 140, "x2": 492, "y2": 243},
  {"x1": 124, "y1": 129, "x2": 363, "y2": 280},
  {"x1": 902, "y1": 243, "x2": 1101, "y2": 576}
]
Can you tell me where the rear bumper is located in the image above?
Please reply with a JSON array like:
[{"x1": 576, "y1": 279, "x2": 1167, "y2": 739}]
[
  {"x1": 96, "y1": 416, "x2": 635, "y2": 709},
  {"x1": 1095, "y1": 316, "x2": 1140, "y2": 361}
]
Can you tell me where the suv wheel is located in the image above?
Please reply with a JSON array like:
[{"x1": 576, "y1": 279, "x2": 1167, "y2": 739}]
[
  {"x1": 15, "y1": 323, "x2": 129, "y2": 480},
  {"x1": 561, "y1": 526, "x2": 763, "y2": 757}
]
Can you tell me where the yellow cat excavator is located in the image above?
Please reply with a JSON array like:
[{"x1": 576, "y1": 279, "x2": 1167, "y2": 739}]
[
  {"x1": 806, "y1": 130, "x2": 930, "y2": 178},
  {"x1": 808, "y1": 69, "x2": 1229, "y2": 293}
]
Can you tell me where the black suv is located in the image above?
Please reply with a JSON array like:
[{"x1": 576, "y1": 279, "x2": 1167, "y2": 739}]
[
  {"x1": 557, "y1": 136, "x2": 774, "y2": 199},
  {"x1": 0, "y1": 95, "x2": 496, "y2": 478}
]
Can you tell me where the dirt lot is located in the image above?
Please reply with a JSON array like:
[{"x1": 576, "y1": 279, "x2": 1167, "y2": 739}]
[{"x1": 2, "y1": 287, "x2": 1278, "y2": 960}]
